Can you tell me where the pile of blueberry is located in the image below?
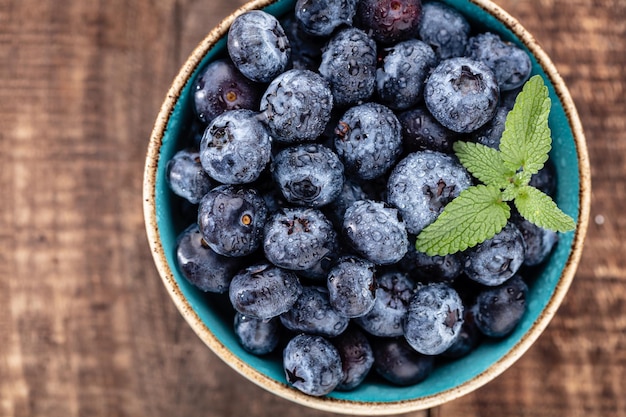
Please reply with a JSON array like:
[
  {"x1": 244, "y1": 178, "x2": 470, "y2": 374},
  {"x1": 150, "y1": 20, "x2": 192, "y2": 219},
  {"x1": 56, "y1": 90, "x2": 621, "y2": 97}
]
[{"x1": 166, "y1": 0, "x2": 559, "y2": 397}]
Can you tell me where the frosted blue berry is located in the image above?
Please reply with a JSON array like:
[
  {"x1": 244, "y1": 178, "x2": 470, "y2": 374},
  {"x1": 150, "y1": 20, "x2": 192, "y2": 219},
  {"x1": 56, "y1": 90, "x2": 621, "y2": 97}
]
[
  {"x1": 260, "y1": 69, "x2": 333, "y2": 143},
  {"x1": 228, "y1": 10, "x2": 290, "y2": 83},
  {"x1": 334, "y1": 102, "x2": 403, "y2": 180},
  {"x1": 199, "y1": 109, "x2": 271, "y2": 184},
  {"x1": 283, "y1": 334, "x2": 344, "y2": 396},
  {"x1": 342, "y1": 200, "x2": 408, "y2": 265},
  {"x1": 229, "y1": 262, "x2": 303, "y2": 320},
  {"x1": 403, "y1": 282, "x2": 464, "y2": 355},
  {"x1": 424, "y1": 57, "x2": 500, "y2": 133},
  {"x1": 271, "y1": 144, "x2": 344, "y2": 207}
]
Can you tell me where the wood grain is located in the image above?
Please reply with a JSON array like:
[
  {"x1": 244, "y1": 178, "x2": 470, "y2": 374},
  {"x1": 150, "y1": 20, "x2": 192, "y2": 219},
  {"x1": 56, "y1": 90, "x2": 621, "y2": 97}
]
[{"x1": 0, "y1": 0, "x2": 625, "y2": 416}]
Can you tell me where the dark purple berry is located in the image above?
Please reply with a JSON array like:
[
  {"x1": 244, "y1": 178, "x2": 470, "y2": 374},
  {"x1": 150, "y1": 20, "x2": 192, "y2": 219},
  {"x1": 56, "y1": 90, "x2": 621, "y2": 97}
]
[
  {"x1": 229, "y1": 262, "x2": 302, "y2": 320},
  {"x1": 398, "y1": 107, "x2": 459, "y2": 153},
  {"x1": 193, "y1": 58, "x2": 262, "y2": 125},
  {"x1": 372, "y1": 337, "x2": 434, "y2": 386},
  {"x1": 400, "y1": 244, "x2": 463, "y2": 283},
  {"x1": 471, "y1": 275, "x2": 528, "y2": 338},
  {"x1": 332, "y1": 326, "x2": 374, "y2": 391},
  {"x1": 280, "y1": 14, "x2": 325, "y2": 71},
  {"x1": 511, "y1": 212, "x2": 558, "y2": 267},
  {"x1": 175, "y1": 224, "x2": 241, "y2": 293},
  {"x1": 197, "y1": 185, "x2": 268, "y2": 257},
  {"x1": 283, "y1": 334, "x2": 344, "y2": 396},
  {"x1": 355, "y1": 0, "x2": 422, "y2": 45}
]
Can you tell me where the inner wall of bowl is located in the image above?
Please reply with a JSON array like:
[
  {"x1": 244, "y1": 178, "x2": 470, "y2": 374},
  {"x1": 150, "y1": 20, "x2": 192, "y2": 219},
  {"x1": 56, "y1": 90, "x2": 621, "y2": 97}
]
[{"x1": 154, "y1": 0, "x2": 580, "y2": 403}]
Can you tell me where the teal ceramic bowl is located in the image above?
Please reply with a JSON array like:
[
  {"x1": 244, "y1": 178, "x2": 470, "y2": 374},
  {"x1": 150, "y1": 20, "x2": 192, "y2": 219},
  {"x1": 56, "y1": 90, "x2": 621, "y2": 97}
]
[{"x1": 144, "y1": 0, "x2": 590, "y2": 413}]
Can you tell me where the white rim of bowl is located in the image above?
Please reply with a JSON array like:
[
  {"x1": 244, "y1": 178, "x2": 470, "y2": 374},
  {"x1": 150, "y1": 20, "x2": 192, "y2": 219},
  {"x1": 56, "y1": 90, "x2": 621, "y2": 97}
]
[{"x1": 143, "y1": 0, "x2": 591, "y2": 413}]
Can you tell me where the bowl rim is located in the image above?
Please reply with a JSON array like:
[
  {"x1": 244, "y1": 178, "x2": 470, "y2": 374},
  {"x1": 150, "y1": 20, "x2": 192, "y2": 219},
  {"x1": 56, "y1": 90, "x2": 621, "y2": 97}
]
[{"x1": 143, "y1": 0, "x2": 591, "y2": 413}]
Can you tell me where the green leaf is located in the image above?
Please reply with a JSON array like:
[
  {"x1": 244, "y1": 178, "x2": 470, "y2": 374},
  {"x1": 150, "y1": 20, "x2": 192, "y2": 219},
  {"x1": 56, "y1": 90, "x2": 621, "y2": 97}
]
[
  {"x1": 514, "y1": 185, "x2": 576, "y2": 232},
  {"x1": 415, "y1": 185, "x2": 511, "y2": 256},
  {"x1": 453, "y1": 141, "x2": 512, "y2": 188},
  {"x1": 499, "y1": 75, "x2": 552, "y2": 176}
]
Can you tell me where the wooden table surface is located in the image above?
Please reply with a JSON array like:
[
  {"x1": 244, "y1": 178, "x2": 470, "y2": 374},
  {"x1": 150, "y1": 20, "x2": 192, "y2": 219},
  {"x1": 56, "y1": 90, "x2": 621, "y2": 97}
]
[{"x1": 1, "y1": 0, "x2": 625, "y2": 416}]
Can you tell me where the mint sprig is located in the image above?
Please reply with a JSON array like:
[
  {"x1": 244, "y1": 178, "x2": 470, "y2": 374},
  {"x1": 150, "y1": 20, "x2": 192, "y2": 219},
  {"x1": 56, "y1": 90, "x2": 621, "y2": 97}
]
[{"x1": 415, "y1": 75, "x2": 576, "y2": 256}]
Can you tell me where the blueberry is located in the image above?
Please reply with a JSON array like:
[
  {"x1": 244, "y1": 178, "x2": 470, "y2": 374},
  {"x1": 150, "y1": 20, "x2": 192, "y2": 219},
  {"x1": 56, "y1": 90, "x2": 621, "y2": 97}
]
[
  {"x1": 334, "y1": 102, "x2": 403, "y2": 180},
  {"x1": 511, "y1": 212, "x2": 558, "y2": 267},
  {"x1": 424, "y1": 57, "x2": 500, "y2": 133},
  {"x1": 372, "y1": 337, "x2": 434, "y2": 386},
  {"x1": 318, "y1": 27, "x2": 377, "y2": 107},
  {"x1": 198, "y1": 185, "x2": 268, "y2": 257},
  {"x1": 397, "y1": 106, "x2": 459, "y2": 154},
  {"x1": 227, "y1": 10, "x2": 290, "y2": 83},
  {"x1": 463, "y1": 222, "x2": 525, "y2": 286},
  {"x1": 355, "y1": 0, "x2": 422, "y2": 45},
  {"x1": 295, "y1": 0, "x2": 357, "y2": 37},
  {"x1": 418, "y1": 1, "x2": 470, "y2": 60},
  {"x1": 332, "y1": 326, "x2": 374, "y2": 391},
  {"x1": 324, "y1": 179, "x2": 369, "y2": 227},
  {"x1": 529, "y1": 159, "x2": 557, "y2": 197},
  {"x1": 404, "y1": 282, "x2": 464, "y2": 355},
  {"x1": 442, "y1": 308, "x2": 481, "y2": 358},
  {"x1": 229, "y1": 262, "x2": 302, "y2": 320},
  {"x1": 471, "y1": 104, "x2": 509, "y2": 149},
  {"x1": 343, "y1": 200, "x2": 409, "y2": 265},
  {"x1": 199, "y1": 109, "x2": 271, "y2": 184},
  {"x1": 175, "y1": 224, "x2": 241, "y2": 293},
  {"x1": 280, "y1": 286, "x2": 349, "y2": 337},
  {"x1": 376, "y1": 39, "x2": 437, "y2": 110},
  {"x1": 327, "y1": 256, "x2": 377, "y2": 318},
  {"x1": 280, "y1": 14, "x2": 325, "y2": 71},
  {"x1": 283, "y1": 334, "x2": 344, "y2": 396},
  {"x1": 193, "y1": 58, "x2": 262, "y2": 125},
  {"x1": 234, "y1": 312, "x2": 281, "y2": 355},
  {"x1": 466, "y1": 32, "x2": 532, "y2": 91},
  {"x1": 271, "y1": 144, "x2": 344, "y2": 207},
  {"x1": 400, "y1": 244, "x2": 463, "y2": 283},
  {"x1": 471, "y1": 275, "x2": 528, "y2": 337},
  {"x1": 354, "y1": 270, "x2": 415, "y2": 337},
  {"x1": 264, "y1": 207, "x2": 338, "y2": 271},
  {"x1": 387, "y1": 151, "x2": 472, "y2": 234},
  {"x1": 166, "y1": 148, "x2": 213, "y2": 204},
  {"x1": 260, "y1": 69, "x2": 333, "y2": 143}
]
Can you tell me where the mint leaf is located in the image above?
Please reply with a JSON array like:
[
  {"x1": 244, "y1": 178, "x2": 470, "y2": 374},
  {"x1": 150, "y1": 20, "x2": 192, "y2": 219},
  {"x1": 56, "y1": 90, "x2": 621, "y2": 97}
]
[
  {"x1": 514, "y1": 185, "x2": 576, "y2": 232},
  {"x1": 453, "y1": 141, "x2": 512, "y2": 188},
  {"x1": 415, "y1": 185, "x2": 511, "y2": 256},
  {"x1": 499, "y1": 75, "x2": 552, "y2": 176}
]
